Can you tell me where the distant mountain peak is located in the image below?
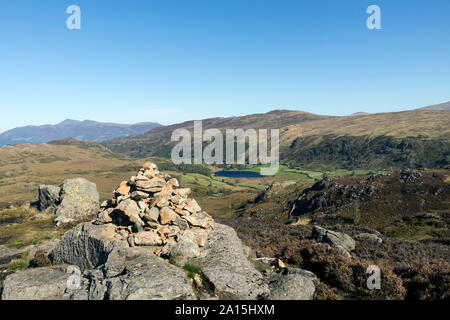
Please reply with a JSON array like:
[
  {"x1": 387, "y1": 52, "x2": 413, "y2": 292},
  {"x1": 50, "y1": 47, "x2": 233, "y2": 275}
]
[{"x1": 0, "y1": 120, "x2": 162, "y2": 146}]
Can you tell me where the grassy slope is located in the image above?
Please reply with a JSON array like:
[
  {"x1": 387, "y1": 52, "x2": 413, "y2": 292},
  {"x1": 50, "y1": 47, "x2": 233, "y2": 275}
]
[{"x1": 103, "y1": 109, "x2": 450, "y2": 169}]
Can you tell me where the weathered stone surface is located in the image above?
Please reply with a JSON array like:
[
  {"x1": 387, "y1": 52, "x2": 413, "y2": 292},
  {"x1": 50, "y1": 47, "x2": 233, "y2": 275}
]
[
  {"x1": 134, "y1": 231, "x2": 163, "y2": 246},
  {"x1": 143, "y1": 206, "x2": 159, "y2": 223},
  {"x1": 38, "y1": 185, "x2": 61, "y2": 212},
  {"x1": 143, "y1": 162, "x2": 157, "y2": 170},
  {"x1": 50, "y1": 223, "x2": 127, "y2": 270},
  {"x1": 151, "y1": 191, "x2": 171, "y2": 208},
  {"x1": 131, "y1": 191, "x2": 149, "y2": 201},
  {"x1": 311, "y1": 225, "x2": 355, "y2": 255},
  {"x1": 90, "y1": 247, "x2": 195, "y2": 300},
  {"x1": 115, "y1": 181, "x2": 130, "y2": 196},
  {"x1": 184, "y1": 199, "x2": 201, "y2": 213},
  {"x1": 269, "y1": 267, "x2": 316, "y2": 300},
  {"x1": 175, "y1": 215, "x2": 189, "y2": 230},
  {"x1": 29, "y1": 239, "x2": 60, "y2": 261},
  {"x1": 191, "y1": 228, "x2": 208, "y2": 247},
  {"x1": 167, "y1": 178, "x2": 179, "y2": 187},
  {"x1": 0, "y1": 245, "x2": 22, "y2": 266},
  {"x1": 55, "y1": 178, "x2": 100, "y2": 227},
  {"x1": 95, "y1": 209, "x2": 113, "y2": 224},
  {"x1": 113, "y1": 199, "x2": 144, "y2": 226},
  {"x1": 161, "y1": 230, "x2": 201, "y2": 265},
  {"x1": 184, "y1": 214, "x2": 209, "y2": 228},
  {"x1": 159, "y1": 207, "x2": 177, "y2": 225},
  {"x1": 1, "y1": 265, "x2": 88, "y2": 300},
  {"x1": 356, "y1": 232, "x2": 383, "y2": 244},
  {"x1": 176, "y1": 188, "x2": 191, "y2": 197},
  {"x1": 136, "y1": 179, "x2": 165, "y2": 190},
  {"x1": 192, "y1": 223, "x2": 269, "y2": 299}
]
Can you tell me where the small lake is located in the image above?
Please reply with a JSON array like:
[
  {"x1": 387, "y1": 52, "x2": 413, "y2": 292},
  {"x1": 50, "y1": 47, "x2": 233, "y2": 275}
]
[{"x1": 214, "y1": 170, "x2": 264, "y2": 178}]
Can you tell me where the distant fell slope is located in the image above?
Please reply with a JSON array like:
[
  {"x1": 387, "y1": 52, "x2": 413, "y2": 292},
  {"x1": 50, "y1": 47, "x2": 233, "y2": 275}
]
[
  {"x1": 103, "y1": 110, "x2": 331, "y2": 157},
  {"x1": 103, "y1": 107, "x2": 450, "y2": 170},
  {"x1": 0, "y1": 119, "x2": 162, "y2": 146},
  {"x1": 416, "y1": 101, "x2": 450, "y2": 111}
]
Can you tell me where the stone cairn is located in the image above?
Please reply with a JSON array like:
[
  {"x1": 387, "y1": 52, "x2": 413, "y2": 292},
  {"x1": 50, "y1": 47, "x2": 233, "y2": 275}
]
[{"x1": 95, "y1": 162, "x2": 214, "y2": 256}]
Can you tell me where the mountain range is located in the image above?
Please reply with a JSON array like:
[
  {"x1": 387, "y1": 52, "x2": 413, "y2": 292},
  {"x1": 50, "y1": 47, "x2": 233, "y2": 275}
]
[{"x1": 0, "y1": 119, "x2": 162, "y2": 146}]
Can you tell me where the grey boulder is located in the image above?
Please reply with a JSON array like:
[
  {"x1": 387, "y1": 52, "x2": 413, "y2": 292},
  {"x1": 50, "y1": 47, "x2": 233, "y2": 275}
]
[
  {"x1": 192, "y1": 223, "x2": 269, "y2": 299},
  {"x1": 50, "y1": 222, "x2": 128, "y2": 270},
  {"x1": 356, "y1": 232, "x2": 383, "y2": 244},
  {"x1": 269, "y1": 267, "x2": 316, "y2": 300},
  {"x1": 1, "y1": 265, "x2": 88, "y2": 300},
  {"x1": 38, "y1": 185, "x2": 61, "y2": 213},
  {"x1": 311, "y1": 225, "x2": 355, "y2": 256},
  {"x1": 55, "y1": 178, "x2": 100, "y2": 227}
]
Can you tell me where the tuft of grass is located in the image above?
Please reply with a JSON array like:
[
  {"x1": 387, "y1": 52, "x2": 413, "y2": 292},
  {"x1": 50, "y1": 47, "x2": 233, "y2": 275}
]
[
  {"x1": 183, "y1": 263, "x2": 202, "y2": 279},
  {"x1": 8, "y1": 251, "x2": 32, "y2": 271}
]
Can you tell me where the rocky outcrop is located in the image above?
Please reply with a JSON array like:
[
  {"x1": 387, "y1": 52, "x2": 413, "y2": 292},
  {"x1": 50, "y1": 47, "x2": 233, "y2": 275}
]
[
  {"x1": 192, "y1": 223, "x2": 270, "y2": 299},
  {"x1": 269, "y1": 267, "x2": 316, "y2": 300},
  {"x1": 311, "y1": 225, "x2": 355, "y2": 256},
  {"x1": 55, "y1": 178, "x2": 100, "y2": 227}
]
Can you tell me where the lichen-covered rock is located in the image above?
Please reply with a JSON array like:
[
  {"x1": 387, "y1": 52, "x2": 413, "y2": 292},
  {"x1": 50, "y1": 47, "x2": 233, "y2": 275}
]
[
  {"x1": 269, "y1": 267, "x2": 316, "y2": 300},
  {"x1": 50, "y1": 223, "x2": 128, "y2": 270},
  {"x1": 55, "y1": 178, "x2": 100, "y2": 227},
  {"x1": 192, "y1": 223, "x2": 269, "y2": 299}
]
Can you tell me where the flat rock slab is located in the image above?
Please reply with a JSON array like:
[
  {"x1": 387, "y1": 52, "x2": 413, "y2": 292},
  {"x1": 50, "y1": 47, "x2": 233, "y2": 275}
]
[
  {"x1": 1, "y1": 265, "x2": 88, "y2": 300},
  {"x1": 192, "y1": 223, "x2": 269, "y2": 299},
  {"x1": 89, "y1": 247, "x2": 195, "y2": 300}
]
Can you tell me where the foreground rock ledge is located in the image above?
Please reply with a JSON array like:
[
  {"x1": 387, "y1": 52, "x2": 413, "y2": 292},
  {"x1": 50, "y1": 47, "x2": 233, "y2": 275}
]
[{"x1": 1, "y1": 163, "x2": 317, "y2": 300}]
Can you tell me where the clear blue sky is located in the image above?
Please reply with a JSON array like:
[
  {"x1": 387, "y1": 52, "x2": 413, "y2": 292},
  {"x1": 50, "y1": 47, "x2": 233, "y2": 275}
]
[{"x1": 0, "y1": 0, "x2": 449, "y2": 132}]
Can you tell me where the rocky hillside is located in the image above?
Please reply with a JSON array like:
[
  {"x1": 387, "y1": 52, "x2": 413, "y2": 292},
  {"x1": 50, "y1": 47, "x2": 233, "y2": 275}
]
[
  {"x1": 0, "y1": 119, "x2": 161, "y2": 146},
  {"x1": 244, "y1": 168, "x2": 450, "y2": 238},
  {"x1": 222, "y1": 167, "x2": 450, "y2": 299},
  {"x1": 103, "y1": 107, "x2": 450, "y2": 170}
]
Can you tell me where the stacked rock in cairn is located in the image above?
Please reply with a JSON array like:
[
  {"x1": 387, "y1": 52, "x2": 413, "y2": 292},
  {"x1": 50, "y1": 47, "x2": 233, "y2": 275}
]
[{"x1": 95, "y1": 162, "x2": 214, "y2": 256}]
